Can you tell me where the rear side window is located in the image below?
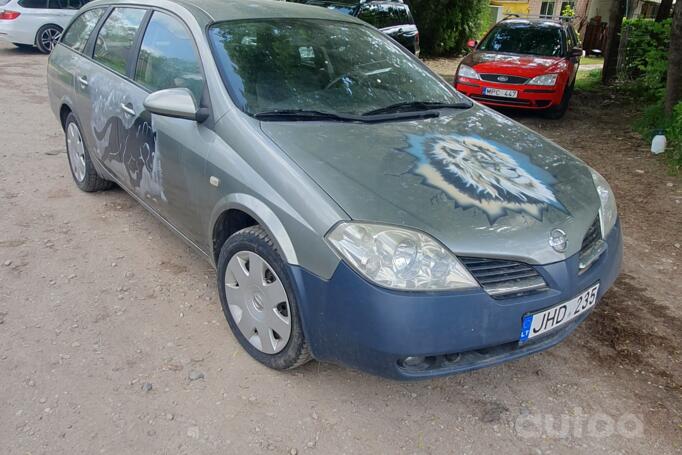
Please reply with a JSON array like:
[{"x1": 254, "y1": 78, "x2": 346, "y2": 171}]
[
  {"x1": 134, "y1": 11, "x2": 204, "y2": 101},
  {"x1": 93, "y1": 8, "x2": 146, "y2": 75},
  {"x1": 49, "y1": 0, "x2": 91, "y2": 9},
  {"x1": 357, "y1": 4, "x2": 411, "y2": 29},
  {"x1": 18, "y1": 0, "x2": 47, "y2": 8},
  {"x1": 61, "y1": 7, "x2": 104, "y2": 53}
]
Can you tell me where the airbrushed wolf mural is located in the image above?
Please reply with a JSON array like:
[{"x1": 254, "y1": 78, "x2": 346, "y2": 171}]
[
  {"x1": 404, "y1": 134, "x2": 567, "y2": 222},
  {"x1": 91, "y1": 85, "x2": 166, "y2": 203}
]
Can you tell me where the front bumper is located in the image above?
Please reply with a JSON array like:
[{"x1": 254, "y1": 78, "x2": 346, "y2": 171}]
[
  {"x1": 290, "y1": 220, "x2": 623, "y2": 380},
  {"x1": 455, "y1": 79, "x2": 564, "y2": 110}
]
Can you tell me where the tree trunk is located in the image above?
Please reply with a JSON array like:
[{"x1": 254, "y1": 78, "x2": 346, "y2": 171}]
[
  {"x1": 602, "y1": 0, "x2": 625, "y2": 83},
  {"x1": 665, "y1": 4, "x2": 682, "y2": 115},
  {"x1": 655, "y1": 0, "x2": 674, "y2": 22}
]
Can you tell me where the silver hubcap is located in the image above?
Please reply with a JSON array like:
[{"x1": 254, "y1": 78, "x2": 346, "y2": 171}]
[
  {"x1": 225, "y1": 251, "x2": 292, "y2": 354},
  {"x1": 66, "y1": 122, "x2": 86, "y2": 183},
  {"x1": 40, "y1": 28, "x2": 61, "y2": 52}
]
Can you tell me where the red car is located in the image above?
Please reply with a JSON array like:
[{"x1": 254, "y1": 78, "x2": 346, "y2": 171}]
[{"x1": 455, "y1": 17, "x2": 583, "y2": 118}]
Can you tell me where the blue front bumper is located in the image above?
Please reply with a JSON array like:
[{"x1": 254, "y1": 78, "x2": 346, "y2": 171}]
[{"x1": 289, "y1": 221, "x2": 623, "y2": 380}]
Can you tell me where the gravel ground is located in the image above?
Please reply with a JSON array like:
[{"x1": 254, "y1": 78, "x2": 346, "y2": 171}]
[{"x1": 1, "y1": 42, "x2": 681, "y2": 454}]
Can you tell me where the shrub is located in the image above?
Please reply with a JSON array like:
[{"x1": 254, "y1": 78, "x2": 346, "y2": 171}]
[
  {"x1": 621, "y1": 19, "x2": 672, "y2": 99},
  {"x1": 635, "y1": 101, "x2": 682, "y2": 174},
  {"x1": 410, "y1": 0, "x2": 490, "y2": 56}
]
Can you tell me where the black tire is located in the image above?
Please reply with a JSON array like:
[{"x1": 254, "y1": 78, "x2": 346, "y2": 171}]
[
  {"x1": 545, "y1": 81, "x2": 574, "y2": 120},
  {"x1": 217, "y1": 226, "x2": 312, "y2": 370},
  {"x1": 35, "y1": 24, "x2": 62, "y2": 54},
  {"x1": 64, "y1": 113, "x2": 114, "y2": 192}
]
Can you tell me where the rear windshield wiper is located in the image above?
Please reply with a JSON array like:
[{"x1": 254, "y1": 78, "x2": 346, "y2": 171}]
[
  {"x1": 253, "y1": 109, "x2": 358, "y2": 122},
  {"x1": 363, "y1": 101, "x2": 473, "y2": 116}
]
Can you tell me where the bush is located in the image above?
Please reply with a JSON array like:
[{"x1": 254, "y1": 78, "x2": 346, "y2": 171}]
[
  {"x1": 410, "y1": 0, "x2": 490, "y2": 56},
  {"x1": 621, "y1": 18, "x2": 672, "y2": 98},
  {"x1": 635, "y1": 101, "x2": 682, "y2": 174}
]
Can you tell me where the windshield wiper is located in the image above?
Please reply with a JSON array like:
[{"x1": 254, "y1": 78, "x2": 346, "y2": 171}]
[
  {"x1": 253, "y1": 109, "x2": 358, "y2": 122},
  {"x1": 363, "y1": 101, "x2": 473, "y2": 116},
  {"x1": 253, "y1": 108, "x2": 441, "y2": 123}
]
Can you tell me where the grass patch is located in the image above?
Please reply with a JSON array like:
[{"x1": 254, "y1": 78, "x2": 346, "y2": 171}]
[
  {"x1": 575, "y1": 69, "x2": 602, "y2": 92},
  {"x1": 582, "y1": 56, "x2": 604, "y2": 66}
]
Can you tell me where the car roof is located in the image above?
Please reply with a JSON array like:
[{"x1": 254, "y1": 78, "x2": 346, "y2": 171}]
[
  {"x1": 85, "y1": 0, "x2": 366, "y2": 25},
  {"x1": 499, "y1": 18, "x2": 567, "y2": 29}
]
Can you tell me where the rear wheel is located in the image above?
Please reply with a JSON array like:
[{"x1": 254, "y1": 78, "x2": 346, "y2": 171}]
[
  {"x1": 64, "y1": 113, "x2": 114, "y2": 192},
  {"x1": 35, "y1": 24, "x2": 62, "y2": 54},
  {"x1": 217, "y1": 226, "x2": 312, "y2": 370}
]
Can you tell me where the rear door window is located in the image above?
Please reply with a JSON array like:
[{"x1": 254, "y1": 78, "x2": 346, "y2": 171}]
[
  {"x1": 61, "y1": 7, "x2": 104, "y2": 52},
  {"x1": 93, "y1": 7, "x2": 147, "y2": 75},
  {"x1": 133, "y1": 11, "x2": 204, "y2": 101},
  {"x1": 357, "y1": 4, "x2": 411, "y2": 29},
  {"x1": 46, "y1": 0, "x2": 88, "y2": 9},
  {"x1": 17, "y1": 0, "x2": 48, "y2": 8}
]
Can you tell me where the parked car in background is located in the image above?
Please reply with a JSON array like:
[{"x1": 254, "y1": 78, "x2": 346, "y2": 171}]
[
  {"x1": 455, "y1": 17, "x2": 583, "y2": 119},
  {"x1": 300, "y1": 0, "x2": 419, "y2": 55},
  {"x1": 48, "y1": 0, "x2": 622, "y2": 380},
  {"x1": 0, "y1": 0, "x2": 90, "y2": 53}
]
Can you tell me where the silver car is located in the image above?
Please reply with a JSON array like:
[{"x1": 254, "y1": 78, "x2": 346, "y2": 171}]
[{"x1": 47, "y1": 0, "x2": 622, "y2": 380}]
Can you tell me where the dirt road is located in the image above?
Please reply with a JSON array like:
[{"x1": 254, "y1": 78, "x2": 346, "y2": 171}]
[{"x1": 1, "y1": 43, "x2": 681, "y2": 454}]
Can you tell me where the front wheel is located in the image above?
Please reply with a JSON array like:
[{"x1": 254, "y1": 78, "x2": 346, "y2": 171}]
[
  {"x1": 544, "y1": 81, "x2": 574, "y2": 120},
  {"x1": 217, "y1": 226, "x2": 312, "y2": 370},
  {"x1": 35, "y1": 24, "x2": 62, "y2": 54}
]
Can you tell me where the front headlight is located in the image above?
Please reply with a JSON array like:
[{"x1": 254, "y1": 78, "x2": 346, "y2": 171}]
[
  {"x1": 527, "y1": 73, "x2": 558, "y2": 86},
  {"x1": 590, "y1": 170, "x2": 618, "y2": 236},
  {"x1": 326, "y1": 222, "x2": 479, "y2": 291},
  {"x1": 457, "y1": 64, "x2": 480, "y2": 80}
]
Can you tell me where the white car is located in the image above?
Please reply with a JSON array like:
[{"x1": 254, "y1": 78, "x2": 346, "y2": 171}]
[{"x1": 0, "y1": 0, "x2": 90, "y2": 53}]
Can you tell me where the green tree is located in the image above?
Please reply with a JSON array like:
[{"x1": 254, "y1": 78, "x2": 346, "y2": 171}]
[{"x1": 410, "y1": 0, "x2": 490, "y2": 56}]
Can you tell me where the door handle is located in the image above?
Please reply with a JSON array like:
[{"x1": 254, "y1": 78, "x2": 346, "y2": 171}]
[
  {"x1": 121, "y1": 103, "x2": 135, "y2": 116},
  {"x1": 77, "y1": 75, "x2": 88, "y2": 87}
]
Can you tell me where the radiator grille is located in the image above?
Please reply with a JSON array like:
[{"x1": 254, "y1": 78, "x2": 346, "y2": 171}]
[
  {"x1": 461, "y1": 257, "x2": 548, "y2": 299},
  {"x1": 479, "y1": 74, "x2": 530, "y2": 84}
]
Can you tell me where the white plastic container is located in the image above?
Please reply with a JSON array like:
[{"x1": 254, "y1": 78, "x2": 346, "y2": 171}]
[{"x1": 651, "y1": 131, "x2": 667, "y2": 155}]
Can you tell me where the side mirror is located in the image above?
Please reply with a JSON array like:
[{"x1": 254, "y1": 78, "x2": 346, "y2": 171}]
[
  {"x1": 466, "y1": 39, "x2": 478, "y2": 50},
  {"x1": 143, "y1": 88, "x2": 208, "y2": 122},
  {"x1": 569, "y1": 47, "x2": 584, "y2": 58}
]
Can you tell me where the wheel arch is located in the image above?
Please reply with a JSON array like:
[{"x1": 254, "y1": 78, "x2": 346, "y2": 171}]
[
  {"x1": 210, "y1": 193, "x2": 299, "y2": 267},
  {"x1": 59, "y1": 103, "x2": 73, "y2": 130},
  {"x1": 35, "y1": 23, "x2": 63, "y2": 44}
]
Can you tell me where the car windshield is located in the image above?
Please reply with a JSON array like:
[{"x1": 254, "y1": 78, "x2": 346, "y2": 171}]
[
  {"x1": 479, "y1": 23, "x2": 564, "y2": 57},
  {"x1": 208, "y1": 19, "x2": 465, "y2": 117}
]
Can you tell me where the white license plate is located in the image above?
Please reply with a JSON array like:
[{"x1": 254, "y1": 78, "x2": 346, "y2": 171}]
[
  {"x1": 520, "y1": 284, "x2": 600, "y2": 342},
  {"x1": 484, "y1": 87, "x2": 518, "y2": 98}
]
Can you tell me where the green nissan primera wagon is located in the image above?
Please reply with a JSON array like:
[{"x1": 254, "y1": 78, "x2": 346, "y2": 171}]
[{"x1": 47, "y1": 0, "x2": 622, "y2": 379}]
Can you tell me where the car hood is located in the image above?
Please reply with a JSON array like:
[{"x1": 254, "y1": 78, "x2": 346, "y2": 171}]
[
  {"x1": 261, "y1": 105, "x2": 600, "y2": 264},
  {"x1": 463, "y1": 52, "x2": 566, "y2": 77}
]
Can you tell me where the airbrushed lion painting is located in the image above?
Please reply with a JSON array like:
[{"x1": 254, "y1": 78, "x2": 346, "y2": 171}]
[{"x1": 404, "y1": 134, "x2": 567, "y2": 222}]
